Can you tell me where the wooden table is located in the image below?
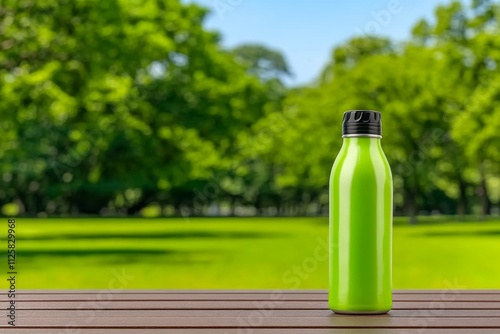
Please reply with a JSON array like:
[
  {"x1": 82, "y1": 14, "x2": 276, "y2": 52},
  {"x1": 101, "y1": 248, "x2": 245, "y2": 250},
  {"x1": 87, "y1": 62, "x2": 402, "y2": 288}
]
[{"x1": 2, "y1": 290, "x2": 500, "y2": 333}]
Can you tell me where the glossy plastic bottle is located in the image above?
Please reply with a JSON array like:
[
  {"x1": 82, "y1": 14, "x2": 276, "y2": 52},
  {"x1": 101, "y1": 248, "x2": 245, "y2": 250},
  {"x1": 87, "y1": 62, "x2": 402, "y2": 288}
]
[{"x1": 328, "y1": 110, "x2": 392, "y2": 314}]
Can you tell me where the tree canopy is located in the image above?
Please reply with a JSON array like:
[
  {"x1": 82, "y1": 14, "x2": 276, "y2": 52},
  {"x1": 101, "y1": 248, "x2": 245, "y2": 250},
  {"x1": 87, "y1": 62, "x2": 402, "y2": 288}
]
[{"x1": 0, "y1": 0, "x2": 498, "y2": 221}]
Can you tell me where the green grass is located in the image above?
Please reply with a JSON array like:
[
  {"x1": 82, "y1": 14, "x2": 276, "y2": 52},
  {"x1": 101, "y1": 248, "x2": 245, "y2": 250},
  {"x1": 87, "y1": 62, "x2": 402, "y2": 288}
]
[{"x1": 2, "y1": 217, "x2": 500, "y2": 289}]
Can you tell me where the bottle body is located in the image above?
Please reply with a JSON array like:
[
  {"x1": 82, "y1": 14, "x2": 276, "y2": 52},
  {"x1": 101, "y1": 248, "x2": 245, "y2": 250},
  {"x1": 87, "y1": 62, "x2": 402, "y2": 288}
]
[{"x1": 329, "y1": 137, "x2": 392, "y2": 314}]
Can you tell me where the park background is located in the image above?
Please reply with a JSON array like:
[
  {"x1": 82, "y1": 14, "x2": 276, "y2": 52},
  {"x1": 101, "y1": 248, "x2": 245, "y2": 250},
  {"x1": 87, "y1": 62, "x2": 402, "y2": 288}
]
[{"x1": 0, "y1": 0, "x2": 499, "y2": 289}]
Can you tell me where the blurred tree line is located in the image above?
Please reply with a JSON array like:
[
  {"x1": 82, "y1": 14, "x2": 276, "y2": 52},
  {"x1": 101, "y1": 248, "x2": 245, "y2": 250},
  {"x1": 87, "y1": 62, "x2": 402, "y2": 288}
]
[{"x1": 0, "y1": 0, "x2": 499, "y2": 222}]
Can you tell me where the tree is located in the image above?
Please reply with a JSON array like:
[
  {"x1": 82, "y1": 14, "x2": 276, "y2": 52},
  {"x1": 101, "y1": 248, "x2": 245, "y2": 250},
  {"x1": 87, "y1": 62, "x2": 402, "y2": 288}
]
[
  {"x1": 412, "y1": 0, "x2": 500, "y2": 217},
  {"x1": 232, "y1": 44, "x2": 292, "y2": 81},
  {"x1": 1, "y1": 0, "x2": 498, "y2": 217},
  {"x1": 0, "y1": 0, "x2": 271, "y2": 215}
]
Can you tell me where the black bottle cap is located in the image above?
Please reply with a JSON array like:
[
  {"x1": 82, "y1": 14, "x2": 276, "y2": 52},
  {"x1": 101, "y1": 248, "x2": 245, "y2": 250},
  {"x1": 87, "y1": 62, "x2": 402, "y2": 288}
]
[{"x1": 342, "y1": 110, "x2": 382, "y2": 137}]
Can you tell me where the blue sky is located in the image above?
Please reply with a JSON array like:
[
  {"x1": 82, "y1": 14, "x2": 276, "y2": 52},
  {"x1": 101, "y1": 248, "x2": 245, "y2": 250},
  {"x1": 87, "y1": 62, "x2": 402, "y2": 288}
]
[{"x1": 185, "y1": 0, "x2": 453, "y2": 85}]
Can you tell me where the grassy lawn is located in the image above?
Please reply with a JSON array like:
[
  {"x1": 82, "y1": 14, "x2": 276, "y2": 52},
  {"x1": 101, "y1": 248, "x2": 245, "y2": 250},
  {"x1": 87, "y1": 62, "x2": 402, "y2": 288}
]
[{"x1": 2, "y1": 217, "x2": 500, "y2": 289}]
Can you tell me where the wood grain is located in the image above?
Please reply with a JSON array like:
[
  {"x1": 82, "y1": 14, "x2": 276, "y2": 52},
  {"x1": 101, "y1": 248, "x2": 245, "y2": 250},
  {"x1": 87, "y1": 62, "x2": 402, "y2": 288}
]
[{"x1": 1, "y1": 290, "x2": 498, "y2": 332}]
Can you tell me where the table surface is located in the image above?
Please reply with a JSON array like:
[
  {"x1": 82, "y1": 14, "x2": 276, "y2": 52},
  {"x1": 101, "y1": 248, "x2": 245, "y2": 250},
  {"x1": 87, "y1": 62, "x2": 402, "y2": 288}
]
[{"x1": 2, "y1": 290, "x2": 500, "y2": 333}]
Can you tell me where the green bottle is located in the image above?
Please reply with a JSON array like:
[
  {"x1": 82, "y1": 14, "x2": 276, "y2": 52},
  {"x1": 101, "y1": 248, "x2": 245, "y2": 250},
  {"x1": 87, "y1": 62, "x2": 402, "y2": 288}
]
[{"x1": 328, "y1": 110, "x2": 392, "y2": 314}]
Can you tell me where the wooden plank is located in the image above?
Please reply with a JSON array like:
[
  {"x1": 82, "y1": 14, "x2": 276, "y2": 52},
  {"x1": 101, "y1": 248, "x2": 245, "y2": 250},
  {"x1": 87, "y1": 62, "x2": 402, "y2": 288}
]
[
  {"x1": 4, "y1": 293, "x2": 500, "y2": 302},
  {"x1": 4, "y1": 293, "x2": 320, "y2": 301},
  {"x1": 2, "y1": 290, "x2": 500, "y2": 332},
  {"x1": 394, "y1": 294, "x2": 500, "y2": 302},
  {"x1": 1, "y1": 330, "x2": 500, "y2": 334},
  {"x1": 3, "y1": 316, "x2": 500, "y2": 328},
  {"x1": 6, "y1": 300, "x2": 500, "y2": 310},
  {"x1": 10, "y1": 290, "x2": 327, "y2": 294},
  {"x1": 11, "y1": 308, "x2": 500, "y2": 318}
]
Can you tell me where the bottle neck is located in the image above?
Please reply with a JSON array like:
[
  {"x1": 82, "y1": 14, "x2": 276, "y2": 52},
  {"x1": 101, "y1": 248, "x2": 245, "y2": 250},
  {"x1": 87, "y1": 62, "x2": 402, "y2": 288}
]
[
  {"x1": 342, "y1": 136, "x2": 382, "y2": 150},
  {"x1": 342, "y1": 134, "x2": 382, "y2": 139}
]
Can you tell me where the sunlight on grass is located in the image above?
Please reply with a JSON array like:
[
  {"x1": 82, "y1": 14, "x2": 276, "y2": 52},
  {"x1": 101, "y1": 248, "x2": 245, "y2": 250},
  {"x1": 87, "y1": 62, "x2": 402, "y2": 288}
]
[{"x1": 3, "y1": 217, "x2": 500, "y2": 289}]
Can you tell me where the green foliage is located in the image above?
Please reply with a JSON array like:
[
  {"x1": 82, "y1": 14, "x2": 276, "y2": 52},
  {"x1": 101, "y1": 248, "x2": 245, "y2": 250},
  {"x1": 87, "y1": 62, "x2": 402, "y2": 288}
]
[
  {"x1": 0, "y1": 0, "x2": 498, "y2": 218},
  {"x1": 0, "y1": 0, "x2": 273, "y2": 215},
  {"x1": 253, "y1": 0, "x2": 500, "y2": 221},
  {"x1": 232, "y1": 44, "x2": 292, "y2": 81}
]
